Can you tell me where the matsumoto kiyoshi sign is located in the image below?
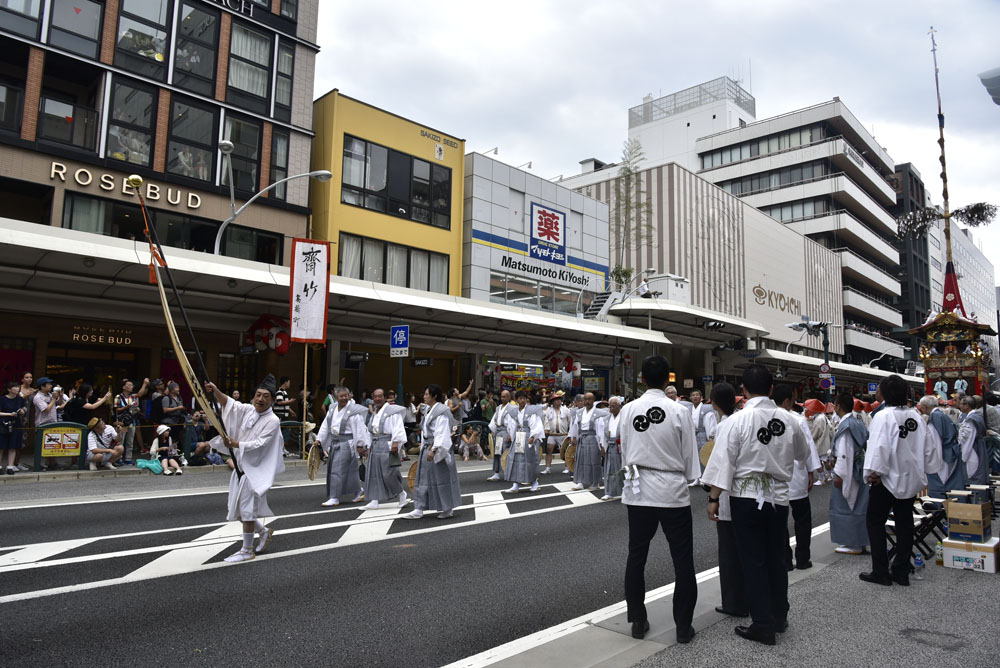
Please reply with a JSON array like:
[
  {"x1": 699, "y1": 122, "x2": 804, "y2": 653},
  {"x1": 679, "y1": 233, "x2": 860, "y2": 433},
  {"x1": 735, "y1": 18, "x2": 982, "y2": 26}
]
[
  {"x1": 500, "y1": 255, "x2": 590, "y2": 287},
  {"x1": 529, "y1": 202, "x2": 567, "y2": 266}
]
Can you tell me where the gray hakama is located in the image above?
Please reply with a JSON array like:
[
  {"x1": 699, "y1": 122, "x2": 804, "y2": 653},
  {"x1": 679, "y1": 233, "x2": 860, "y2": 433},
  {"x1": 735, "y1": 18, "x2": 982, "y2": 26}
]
[
  {"x1": 574, "y1": 430, "x2": 603, "y2": 487},
  {"x1": 492, "y1": 425, "x2": 508, "y2": 476},
  {"x1": 830, "y1": 482, "x2": 870, "y2": 548},
  {"x1": 503, "y1": 433, "x2": 539, "y2": 484},
  {"x1": 327, "y1": 430, "x2": 362, "y2": 502},
  {"x1": 603, "y1": 440, "x2": 623, "y2": 497},
  {"x1": 366, "y1": 434, "x2": 404, "y2": 502},
  {"x1": 412, "y1": 404, "x2": 462, "y2": 512}
]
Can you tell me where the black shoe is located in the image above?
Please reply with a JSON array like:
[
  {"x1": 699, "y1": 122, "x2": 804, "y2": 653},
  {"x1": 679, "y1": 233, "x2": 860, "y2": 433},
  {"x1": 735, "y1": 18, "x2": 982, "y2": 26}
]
[
  {"x1": 795, "y1": 560, "x2": 812, "y2": 570},
  {"x1": 734, "y1": 625, "x2": 776, "y2": 646},
  {"x1": 776, "y1": 620, "x2": 788, "y2": 633},
  {"x1": 785, "y1": 562, "x2": 794, "y2": 572},
  {"x1": 676, "y1": 625, "x2": 695, "y2": 644},
  {"x1": 859, "y1": 572, "x2": 892, "y2": 586},
  {"x1": 891, "y1": 573, "x2": 910, "y2": 587},
  {"x1": 714, "y1": 606, "x2": 748, "y2": 617},
  {"x1": 631, "y1": 619, "x2": 650, "y2": 639}
]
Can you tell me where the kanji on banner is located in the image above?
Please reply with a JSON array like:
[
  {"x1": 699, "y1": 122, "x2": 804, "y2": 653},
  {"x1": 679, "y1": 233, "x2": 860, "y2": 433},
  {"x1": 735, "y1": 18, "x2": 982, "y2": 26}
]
[
  {"x1": 289, "y1": 238, "x2": 330, "y2": 343},
  {"x1": 529, "y1": 202, "x2": 567, "y2": 266}
]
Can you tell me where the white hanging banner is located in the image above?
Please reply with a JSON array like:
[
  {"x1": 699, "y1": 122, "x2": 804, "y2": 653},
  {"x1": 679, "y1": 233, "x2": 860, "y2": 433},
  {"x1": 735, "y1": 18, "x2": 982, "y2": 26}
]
[{"x1": 289, "y1": 238, "x2": 330, "y2": 343}]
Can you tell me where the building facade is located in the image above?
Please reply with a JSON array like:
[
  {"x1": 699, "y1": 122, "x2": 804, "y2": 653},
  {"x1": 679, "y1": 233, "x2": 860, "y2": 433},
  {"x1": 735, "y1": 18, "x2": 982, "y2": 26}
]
[
  {"x1": 0, "y1": 0, "x2": 320, "y2": 400},
  {"x1": 946, "y1": 225, "x2": 998, "y2": 375},
  {"x1": 889, "y1": 162, "x2": 929, "y2": 369},
  {"x1": 694, "y1": 98, "x2": 903, "y2": 366}
]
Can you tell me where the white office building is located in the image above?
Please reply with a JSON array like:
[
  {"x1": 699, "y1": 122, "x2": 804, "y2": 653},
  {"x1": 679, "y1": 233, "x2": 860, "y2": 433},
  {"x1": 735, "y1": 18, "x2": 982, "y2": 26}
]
[{"x1": 943, "y1": 224, "x2": 998, "y2": 374}]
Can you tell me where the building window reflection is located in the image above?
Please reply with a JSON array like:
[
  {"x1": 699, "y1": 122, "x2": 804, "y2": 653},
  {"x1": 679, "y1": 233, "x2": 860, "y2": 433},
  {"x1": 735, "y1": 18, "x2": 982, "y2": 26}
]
[
  {"x1": 48, "y1": 0, "x2": 102, "y2": 58},
  {"x1": 106, "y1": 80, "x2": 155, "y2": 167},
  {"x1": 166, "y1": 97, "x2": 216, "y2": 181},
  {"x1": 338, "y1": 232, "x2": 449, "y2": 295},
  {"x1": 173, "y1": 1, "x2": 218, "y2": 97},
  {"x1": 115, "y1": 0, "x2": 172, "y2": 81}
]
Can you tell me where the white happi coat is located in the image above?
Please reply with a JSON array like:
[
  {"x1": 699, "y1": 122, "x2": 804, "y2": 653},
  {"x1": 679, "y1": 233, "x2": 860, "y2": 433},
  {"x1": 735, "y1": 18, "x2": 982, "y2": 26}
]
[
  {"x1": 808, "y1": 413, "x2": 834, "y2": 457},
  {"x1": 504, "y1": 407, "x2": 545, "y2": 448},
  {"x1": 702, "y1": 396, "x2": 811, "y2": 507},
  {"x1": 568, "y1": 406, "x2": 600, "y2": 440},
  {"x1": 618, "y1": 389, "x2": 700, "y2": 508},
  {"x1": 863, "y1": 406, "x2": 943, "y2": 500},
  {"x1": 832, "y1": 425, "x2": 863, "y2": 510},
  {"x1": 789, "y1": 412, "x2": 822, "y2": 501},
  {"x1": 597, "y1": 413, "x2": 622, "y2": 452},
  {"x1": 212, "y1": 398, "x2": 285, "y2": 521},
  {"x1": 544, "y1": 405, "x2": 571, "y2": 435},
  {"x1": 317, "y1": 400, "x2": 372, "y2": 454}
]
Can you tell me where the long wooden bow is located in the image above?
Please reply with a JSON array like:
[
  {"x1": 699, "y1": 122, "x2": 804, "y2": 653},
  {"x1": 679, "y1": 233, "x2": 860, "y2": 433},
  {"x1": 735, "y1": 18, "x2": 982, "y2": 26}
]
[{"x1": 128, "y1": 175, "x2": 243, "y2": 478}]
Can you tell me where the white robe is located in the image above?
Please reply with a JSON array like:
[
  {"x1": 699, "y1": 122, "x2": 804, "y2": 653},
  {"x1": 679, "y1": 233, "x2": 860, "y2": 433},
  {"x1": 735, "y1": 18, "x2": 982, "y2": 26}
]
[
  {"x1": 832, "y1": 431, "x2": 862, "y2": 510},
  {"x1": 212, "y1": 399, "x2": 285, "y2": 521},
  {"x1": 691, "y1": 402, "x2": 717, "y2": 447},
  {"x1": 863, "y1": 406, "x2": 943, "y2": 500},
  {"x1": 789, "y1": 413, "x2": 822, "y2": 501},
  {"x1": 957, "y1": 418, "x2": 981, "y2": 481},
  {"x1": 702, "y1": 396, "x2": 811, "y2": 507},
  {"x1": 808, "y1": 414, "x2": 833, "y2": 457},
  {"x1": 618, "y1": 389, "x2": 700, "y2": 508}
]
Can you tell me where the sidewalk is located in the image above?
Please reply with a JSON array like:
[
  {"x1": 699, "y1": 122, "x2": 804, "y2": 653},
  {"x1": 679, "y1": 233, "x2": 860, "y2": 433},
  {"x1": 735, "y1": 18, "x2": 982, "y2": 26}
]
[{"x1": 464, "y1": 519, "x2": 998, "y2": 668}]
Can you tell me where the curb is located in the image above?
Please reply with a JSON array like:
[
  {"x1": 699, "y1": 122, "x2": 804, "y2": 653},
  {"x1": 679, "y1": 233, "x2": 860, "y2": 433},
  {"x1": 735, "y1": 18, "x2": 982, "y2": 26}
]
[{"x1": 0, "y1": 458, "x2": 310, "y2": 484}]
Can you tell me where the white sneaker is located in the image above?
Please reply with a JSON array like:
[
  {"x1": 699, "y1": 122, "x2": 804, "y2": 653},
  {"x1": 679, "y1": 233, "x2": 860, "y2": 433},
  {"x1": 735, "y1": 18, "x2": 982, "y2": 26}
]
[
  {"x1": 223, "y1": 548, "x2": 255, "y2": 563},
  {"x1": 540, "y1": 467, "x2": 551, "y2": 475},
  {"x1": 486, "y1": 474, "x2": 500, "y2": 481},
  {"x1": 600, "y1": 495, "x2": 612, "y2": 501},
  {"x1": 398, "y1": 491, "x2": 409, "y2": 507},
  {"x1": 530, "y1": 481, "x2": 539, "y2": 492},
  {"x1": 505, "y1": 484, "x2": 520, "y2": 493},
  {"x1": 88, "y1": 462, "x2": 98, "y2": 471},
  {"x1": 255, "y1": 527, "x2": 273, "y2": 554},
  {"x1": 570, "y1": 483, "x2": 583, "y2": 491},
  {"x1": 175, "y1": 468, "x2": 183, "y2": 475},
  {"x1": 561, "y1": 468, "x2": 570, "y2": 474},
  {"x1": 402, "y1": 510, "x2": 423, "y2": 520},
  {"x1": 321, "y1": 498, "x2": 339, "y2": 507},
  {"x1": 436, "y1": 511, "x2": 454, "y2": 519},
  {"x1": 17, "y1": 463, "x2": 29, "y2": 471},
  {"x1": 102, "y1": 462, "x2": 115, "y2": 470},
  {"x1": 163, "y1": 469, "x2": 173, "y2": 476},
  {"x1": 363, "y1": 500, "x2": 379, "y2": 510},
  {"x1": 351, "y1": 492, "x2": 365, "y2": 503}
]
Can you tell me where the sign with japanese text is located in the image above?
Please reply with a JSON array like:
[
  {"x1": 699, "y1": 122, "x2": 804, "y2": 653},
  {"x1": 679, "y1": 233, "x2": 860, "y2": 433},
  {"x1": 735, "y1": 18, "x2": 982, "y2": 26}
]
[
  {"x1": 40, "y1": 426, "x2": 83, "y2": 458},
  {"x1": 390, "y1": 325, "x2": 409, "y2": 358},
  {"x1": 529, "y1": 202, "x2": 567, "y2": 266},
  {"x1": 289, "y1": 238, "x2": 330, "y2": 343}
]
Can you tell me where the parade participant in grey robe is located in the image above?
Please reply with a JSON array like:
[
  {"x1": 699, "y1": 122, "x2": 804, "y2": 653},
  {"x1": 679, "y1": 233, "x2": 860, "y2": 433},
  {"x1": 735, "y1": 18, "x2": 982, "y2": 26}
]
[
  {"x1": 598, "y1": 397, "x2": 623, "y2": 500},
  {"x1": 689, "y1": 390, "x2": 716, "y2": 450},
  {"x1": 830, "y1": 393, "x2": 870, "y2": 555},
  {"x1": 363, "y1": 388, "x2": 408, "y2": 509},
  {"x1": 703, "y1": 364, "x2": 811, "y2": 646},
  {"x1": 569, "y1": 393, "x2": 610, "y2": 490},
  {"x1": 860, "y1": 375, "x2": 942, "y2": 587},
  {"x1": 706, "y1": 383, "x2": 748, "y2": 618},
  {"x1": 776, "y1": 387, "x2": 821, "y2": 571},
  {"x1": 205, "y1": 375, "x2": 285, "y2": 563},
  {"x1": 487, "y1": 390, "x2": 516, "y2": 481},
  {"x1": 503, "y1": 390, "x2": 545, "y2": 493},
  {"x1": 404, "y1": 384, "x2": 462, "y2": 519},
  {"x1": 316, "y1": 387, "x2": 370, "y2": 507},
  {"x1": 564, "y1": 393, "x2": 586, "y2": 474},
  {"x1": 541, "y1": 392, "x2": 571, "y2": 475},
  {"x1": 619, "y1": 356, "x2": 700, "y2": 643},
  {"x1": 918, "y1": 395, "x2": 966, "y2": 498},
  {"x1": 957, "y1": 396, "x2": 989, "y2": 484}
]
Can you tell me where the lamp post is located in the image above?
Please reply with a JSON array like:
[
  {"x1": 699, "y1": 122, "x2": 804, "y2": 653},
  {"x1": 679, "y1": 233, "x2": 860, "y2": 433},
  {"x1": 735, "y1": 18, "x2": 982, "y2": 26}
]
[
  {"x1": 785, "y1": 321, "x2": 841, "y2": 402},
  {"x1": 213, "y1": 140, "x2": 332, "y2": 255}
]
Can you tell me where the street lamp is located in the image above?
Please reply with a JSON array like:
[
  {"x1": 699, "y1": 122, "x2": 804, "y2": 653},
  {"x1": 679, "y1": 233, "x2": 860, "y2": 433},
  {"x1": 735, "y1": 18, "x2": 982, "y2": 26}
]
[
  {"x1": 863, "y1": 346, "x2": 911, "y2": 369},
  {"x1": 784, "y1": 320, "x2": 839, "y2": 401},
  {"x1": 214, "y1": 140, "x2": 332, "y2": 255}
]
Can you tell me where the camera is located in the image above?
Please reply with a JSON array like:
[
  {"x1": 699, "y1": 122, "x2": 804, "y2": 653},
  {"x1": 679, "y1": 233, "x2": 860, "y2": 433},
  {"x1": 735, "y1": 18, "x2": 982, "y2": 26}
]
[{"x1": 53, "y1": 385, "x2": 63, "y2": 393}]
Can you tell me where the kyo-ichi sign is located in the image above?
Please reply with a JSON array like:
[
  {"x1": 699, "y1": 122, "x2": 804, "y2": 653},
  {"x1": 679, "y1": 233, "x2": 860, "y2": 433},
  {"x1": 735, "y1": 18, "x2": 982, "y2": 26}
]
[{"x1": 529, "y1": 202, "x2": 567, "y2": 266}]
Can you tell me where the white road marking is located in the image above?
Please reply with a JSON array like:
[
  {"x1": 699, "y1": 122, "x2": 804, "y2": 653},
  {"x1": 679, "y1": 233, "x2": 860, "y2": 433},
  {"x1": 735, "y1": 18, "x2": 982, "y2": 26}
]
[
  {"x1": 471, "y1": 491, "x2": 510, "y2": 521},
  {"x1": 0, "y1": 538, "x2": 99, "y2": 567},
  {"x1": 441, "y1": 522, "x2": 833, "y2": 668},
  {"x1": 338, "y1": 507, "x2": 401, "y2": 544},
  {"x1": 126, "y1": 523, "x2": 246, "y2": 579}
]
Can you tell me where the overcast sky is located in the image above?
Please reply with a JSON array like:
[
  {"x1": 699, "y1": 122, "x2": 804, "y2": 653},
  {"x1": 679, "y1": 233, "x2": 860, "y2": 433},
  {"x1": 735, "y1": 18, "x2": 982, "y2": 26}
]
[{"x1": 313, "y1": 0, "x2": 1000, "y2": 288}]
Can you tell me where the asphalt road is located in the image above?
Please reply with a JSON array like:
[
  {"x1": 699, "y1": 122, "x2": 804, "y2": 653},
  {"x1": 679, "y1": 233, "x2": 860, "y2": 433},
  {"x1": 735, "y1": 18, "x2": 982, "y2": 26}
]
[{"x1": 0, "y1": 464, "x2": 831, "y2": 668}]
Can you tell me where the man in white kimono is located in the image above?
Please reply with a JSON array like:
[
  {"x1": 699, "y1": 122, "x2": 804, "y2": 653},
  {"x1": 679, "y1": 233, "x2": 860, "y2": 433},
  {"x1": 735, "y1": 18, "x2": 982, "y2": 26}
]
[
  {"x1": 316, "y1": 387, "x2": 371, "y2": 507},
  {"x1": 830, "y1": 393, "x2": 870, "y2": 555},
  {"x1": 205, "y1": 374, "x2": 285, "y2": 563},
  {"x1": 541, "y1": 393, "x2": 571, "y2": 475},
  {"x1": 917, "y1": 395, "x2": 965, "y2": 498},
  {"x1": 957, "y1": 396, "x2": 989, "y2": 484},
  {"x1": 364, "y1": 388, "x2": 408, "y2": 509},
  {"x1": 486, "y1": 389, "x2": 514, "y2": 481},
  {"x1": 568, "y1": 393, "x2": 608, "y2": 490},
  {"x1": 619, "y1": 356, "x2": 700, "y2": 644},
  {"x1": 502, "y1": 391, "x2": 545, "y2": 493},
  {"x1": 860, "y1": 375, "x2": 942, "y2": 587},
  {"x1": 774, "y1": 386, "x2": 821, "y2": 571},
  {"x1": 702, "y1": 364, "x2": 811, "y2": 646},
  {"x1": 689, "y1": 390, "x2": 717, "y2": 450},
  {"x1": 933, "y1": 379, "x2": 948, "y2": 401},
  {"x1": 803, "y1": 399, "x2": 833, "y2": 459}
]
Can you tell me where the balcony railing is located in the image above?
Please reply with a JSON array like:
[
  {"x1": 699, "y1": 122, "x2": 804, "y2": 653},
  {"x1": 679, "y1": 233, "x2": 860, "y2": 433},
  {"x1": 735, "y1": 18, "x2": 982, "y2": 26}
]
[
  {"x1": 37, "y1": 96, "x2": 98, "y2": 151},
  {"x1": 831, "y1": 246, "x2": 899, "y2": 286},
  {"x1": 843, "y1": 285, "x2": 900, "y2": 312},
  {"x1": 0, "y1": 83, "x2": 23, "y2": 133}
]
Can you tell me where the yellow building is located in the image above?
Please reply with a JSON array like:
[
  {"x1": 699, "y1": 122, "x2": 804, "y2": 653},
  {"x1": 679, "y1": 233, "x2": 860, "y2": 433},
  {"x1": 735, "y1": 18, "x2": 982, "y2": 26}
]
[{"x1": 311, "y1": 90, "x2": 465, "y2": 296}]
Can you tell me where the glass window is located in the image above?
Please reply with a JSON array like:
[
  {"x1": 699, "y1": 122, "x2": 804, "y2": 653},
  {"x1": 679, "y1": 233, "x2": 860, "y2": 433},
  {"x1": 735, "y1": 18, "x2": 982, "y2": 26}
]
[
  {"x1": 223, "y1": 225, "x2": 281, "y2": 264},
  {"x1": 227, "y1": 23, "x2": 270, "y2": 113},
  {"x1": 362, "y1": 238, "x2": 383, "y2": 282},
  {"x1": 281, "y1": 0, "x2": 297, "y2": 19},
  {"x1": 929, "y1": 234, "x2": 941, "y2": 249},
  {"x1": 490, "y1": 273, "x2": 507, "y2": 304},
  {"x1": 274, "y1": 42, "x2": 294, "y2": 122},
  {"x1": 506, "y1": 276, "x2": 538, "y2": 309},
  {"x1": 222, "y1": 116, "x2": 260, "y2": 192},
  {"x1": 0, "y1": 0, "x2": 41, "y2": 38},
  {"x1": 174, "y1": 2, "x2": 218, "y2": 96},
  {"x1": 166, "y1": 99, "x2": 215, "y2": 181},
  {"x1": 386, "y1": 244, "x2": 407, "y2": 287},
  {"x1": 409, "y1": 249, "x2": 428, "y2": 291},
  {"x1": 115, "y1": 1, "x2": 171, "y2": 80},
  {"x1": 106, "y1": 81, "x2": 154, "y2": 167},
  {"x1": 270, "y1": 131, "x2": 288, "y2": 200},
  {"x1": 48, "y1": 0, "x2": 102, "y2": 58},
  {"x1": 553, "y1": 286, "x2": 578, "y2": 314},
  {"x1": 429, "y1": 254, "x2": 448, "y2": 294}
]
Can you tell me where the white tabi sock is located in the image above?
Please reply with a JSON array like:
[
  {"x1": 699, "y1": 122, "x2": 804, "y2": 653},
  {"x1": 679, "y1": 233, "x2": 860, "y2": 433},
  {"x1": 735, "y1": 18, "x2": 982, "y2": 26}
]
[
  {"x1": 242, "y1": 533, "x2": 254, "y2": 551},
  {"x1": 254, "y1": 520, "x2": 264, "y2": 533}
]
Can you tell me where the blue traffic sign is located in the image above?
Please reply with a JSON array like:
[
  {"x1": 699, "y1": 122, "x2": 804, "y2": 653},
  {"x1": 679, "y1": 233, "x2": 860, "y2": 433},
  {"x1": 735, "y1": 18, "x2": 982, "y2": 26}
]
[
  {"x1": 390, "y1": 325, "x2": 409, "y2": 358},
  {"x1": 867, "y1": 382, "x2": 878, "y2": 394}
]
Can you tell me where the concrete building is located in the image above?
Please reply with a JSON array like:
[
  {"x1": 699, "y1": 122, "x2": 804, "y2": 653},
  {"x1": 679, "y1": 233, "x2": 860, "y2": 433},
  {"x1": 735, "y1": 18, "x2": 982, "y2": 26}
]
[
  {"x1": 0, "y1": 0, "x2": 321, "y2": 398},
  {"x1": 945, "y1": 225, "x2": 998, "y2": 375},
  {"x1": 889, "y1": 163, "x2": 929, "y2": 370},
  {"x1": 694, "y1": 98, "x2": 904, "y2": 366}
]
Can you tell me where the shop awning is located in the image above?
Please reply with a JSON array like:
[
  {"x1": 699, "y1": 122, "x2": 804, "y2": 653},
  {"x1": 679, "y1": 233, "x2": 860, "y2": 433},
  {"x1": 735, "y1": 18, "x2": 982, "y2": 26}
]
[
  {"x1": 739, "y1": 349, "x2": 925, "y2": 389},
  {"x1": 0, "y1": 218, "x2": 669, "y2": 361},
  {"x1": 609, "y1": 298, "x2": 769, "y2": 348}
]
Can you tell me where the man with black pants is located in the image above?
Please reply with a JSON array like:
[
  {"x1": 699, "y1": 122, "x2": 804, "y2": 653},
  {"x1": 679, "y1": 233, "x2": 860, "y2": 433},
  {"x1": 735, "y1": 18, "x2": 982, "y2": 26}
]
[
  {"x1": 618, "y1": 355, "x2": 700, "y2": 643},
  {"x1": 703, "y1": 365, "x2": 810, "y2": 646},
  {"x1": 772, "y1": 386, "x2": 821, "y2": 571},
  {"x1": 860, "y1": 374, "x2": 941, "y2": 587}
]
